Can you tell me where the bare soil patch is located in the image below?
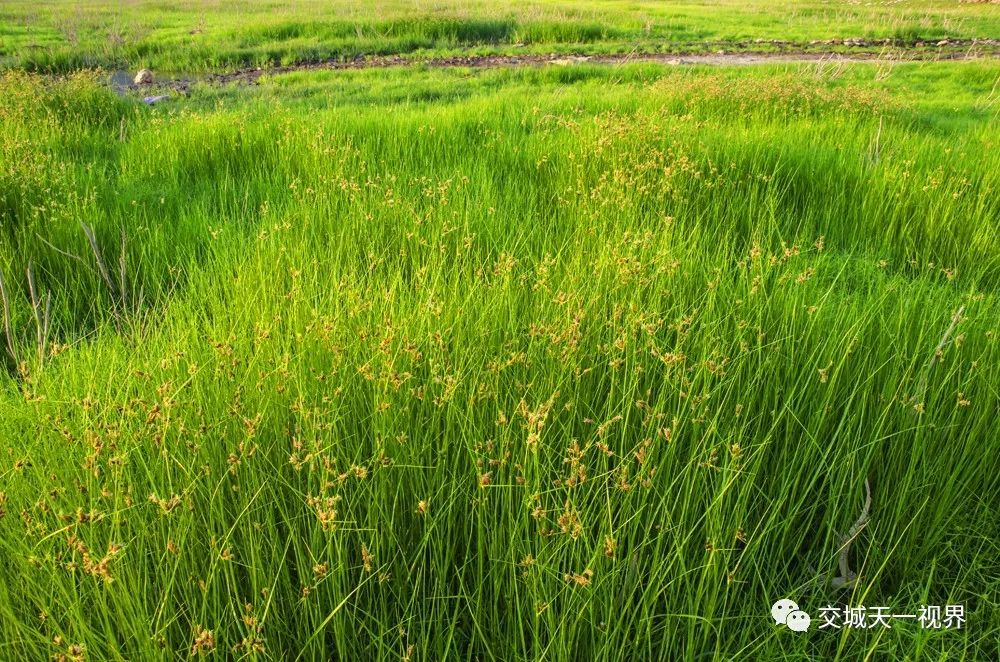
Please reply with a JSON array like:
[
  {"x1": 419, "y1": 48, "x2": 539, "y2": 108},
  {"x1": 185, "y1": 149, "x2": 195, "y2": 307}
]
[{"x1": 120, "y1": 39, "x2": 1000, "y2": 94}]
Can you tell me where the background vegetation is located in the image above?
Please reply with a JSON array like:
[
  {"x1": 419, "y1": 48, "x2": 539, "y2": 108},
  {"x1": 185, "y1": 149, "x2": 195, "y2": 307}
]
[{"x1": 1, "y1": 0, "x2": 999, "y2": 72}]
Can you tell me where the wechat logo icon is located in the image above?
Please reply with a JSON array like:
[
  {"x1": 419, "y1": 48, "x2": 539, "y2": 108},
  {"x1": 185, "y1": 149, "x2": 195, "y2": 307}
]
[{"x1": 772, "y1": 599, "x2": 811, "y2": 632}]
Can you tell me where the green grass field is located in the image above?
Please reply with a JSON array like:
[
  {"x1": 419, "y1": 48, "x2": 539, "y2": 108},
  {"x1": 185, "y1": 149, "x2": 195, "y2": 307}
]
[
  {"x1": 2, "y1": 0, "x2": 1000, "y2": 72},
  {"x1": 1, "y1": 2, "x2": 1000, "y2": 660}
]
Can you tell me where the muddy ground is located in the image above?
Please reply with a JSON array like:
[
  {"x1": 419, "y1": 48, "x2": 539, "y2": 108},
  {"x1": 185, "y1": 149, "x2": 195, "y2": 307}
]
[{"x1": 117, "y1": 38, "x2": 1000, "y2": 95}]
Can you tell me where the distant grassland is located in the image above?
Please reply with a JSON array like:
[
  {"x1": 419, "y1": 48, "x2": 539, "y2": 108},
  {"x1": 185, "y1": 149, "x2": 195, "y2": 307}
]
[
  {"x1": 1, "y1": 59, "x2": 999, "y2": 659},
  {"x1": 1, "y1": 0, "x2": 999, "y2": 72}
]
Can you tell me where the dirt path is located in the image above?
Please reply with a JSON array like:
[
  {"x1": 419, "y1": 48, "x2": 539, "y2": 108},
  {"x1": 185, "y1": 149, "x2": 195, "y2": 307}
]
[{"x1": 125, "y1": 39, "x2": 1000, "y2": 94}]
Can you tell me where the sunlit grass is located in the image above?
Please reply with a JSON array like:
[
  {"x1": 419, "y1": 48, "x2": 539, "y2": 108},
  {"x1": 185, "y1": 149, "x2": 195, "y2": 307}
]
[{"x1": 0, "y1": 59, "x2": 998, "y2": 660}]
